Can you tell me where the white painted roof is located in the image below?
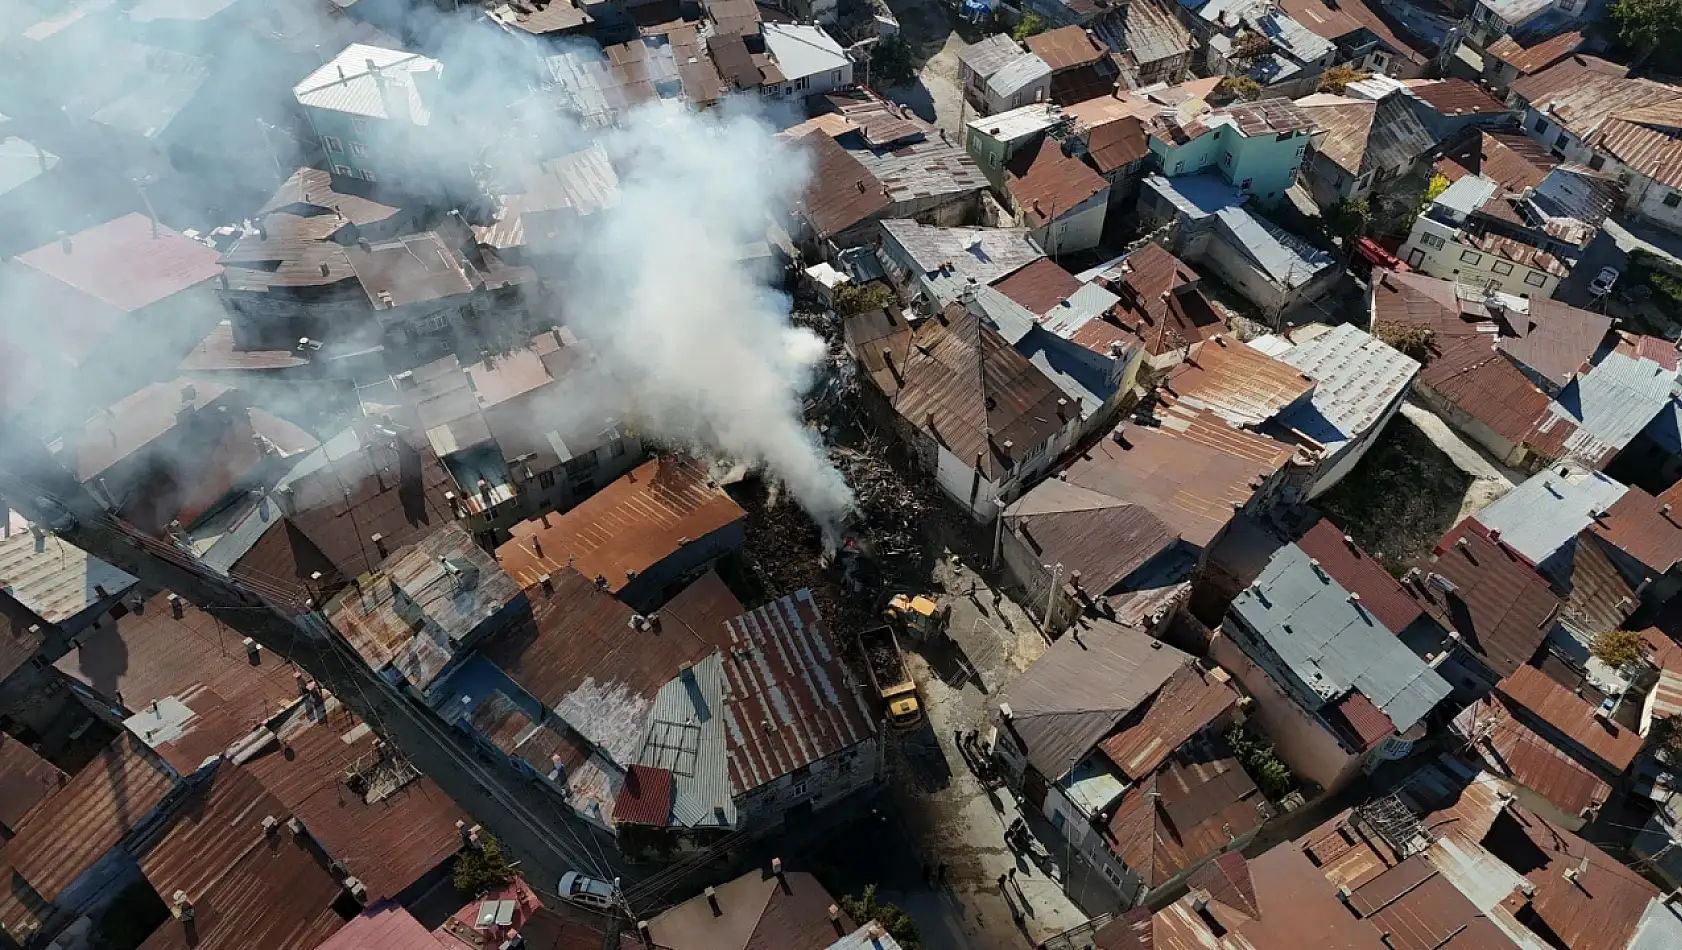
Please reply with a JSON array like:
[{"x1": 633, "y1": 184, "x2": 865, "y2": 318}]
[
  {"x1": 762, "y1": 22, "x2": 848, "y2": 82},
  {"x1": 293, "y1": 43, "x2": 441, "y2": 125}
]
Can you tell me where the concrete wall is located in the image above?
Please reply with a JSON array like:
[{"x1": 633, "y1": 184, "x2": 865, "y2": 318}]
[
  {"x1": 1043, "y1": 781, "x2": 1145, "y2": 910},
  {"x1": 1412, "y1": 378, "x2": 1530, "y2": 467},
  {"x1": 736, "y1": 736, "x2": 883, "y2": 832},
  {"x1": 1399, "y1": 215, "x2": 1562, "y2": 298},
  {"x1": 1210, "y1": 631, "x2": 1365, "y2": 793},
  {"x1": 1306, "y1": 370, "x2": 1410, "y2": 498},
  {"x1": 1303, "y1": 151, "x2": 1370, "y2": 209},
  {"x1": 1029, "y1": 189, "x2": 1110, "y2": 256}
]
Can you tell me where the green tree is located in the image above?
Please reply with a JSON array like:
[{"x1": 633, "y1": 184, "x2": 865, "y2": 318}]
[
  {"x1": 1590, "y1": 628, "x2": 1647, "y2": 669},
  {"x1": 1216, "y1": 76, "x2": 1263, "y2": 102},
  {"x1": 1611, "y1": 0, "x2": 1682, "y2": 69},
  {"x1": 1324, "y1": 199, "x2": 1372, "y2": 242},
  {"x1": 1423, "y1": 174, "x2": 1451, "y2": 204},
  {"x1": 452, "y1": 834, "x2": 515, "y2": 896},
  {"x1": 1011, "y1": 12, "x2": 1047, "y2": 41},
  {"x1": 1317, "y1": 66, "x2": 1370, "y2": 94},
  {"x1": 841, "y1": 886, "x2": 921, "y2": 949},
  {"x1": 833, "y1": 281, "x2": 896, "y2": 316},
  {"x1": 1231, "y1": 31, "x2": 1272, "y2": 67},
  {"x1": 871, "y1": 38, "x2": 916, "y2": 89},
  {"x1": 1226, "y1": 724, "x2": 1295, "y2": 800}
]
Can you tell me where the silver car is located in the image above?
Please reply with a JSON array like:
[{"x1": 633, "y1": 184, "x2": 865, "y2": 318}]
[
  {"x1": 558, "y1": 871, "x2": 617, "y2": 912},
  {"x1": 1589, "y1": 267, "x2": 1619, "y2": 297}
]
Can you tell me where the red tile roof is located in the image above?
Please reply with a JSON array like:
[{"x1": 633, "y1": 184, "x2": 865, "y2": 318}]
[
  {"x1": 1589, "y1": 486, "x2": 1682, "y2": 574},
  {"x1": 722, "y1": 590, "x2": 876, "y2": 795},
  {"x1": 1412, "y1": 523, "x2": 1560, "y2": 678},
  {"x1": 1494, "y1": 666, "x2": 1642, "y2": 774},
  {"x1": 1099, "y1": 663, "x2": 1239, "y2": 780},
  {"x1": 613, "y1": 764, "x2": 674, "y2": 826},
  {"x1": 1453, "y1": 698, "x2": 1610, "y2": 816},
  {"x1": 1006, "y1": 136, "x2": 1108, "y2": 228},
  {"x1": 0, "y1": 735, "x2": 63, "y2": 836},
  {"x1": 0, "y1": 733, "x2": 177, "y2": 936},
  {"x1": 498, "y1": 456, "x2": 746, "y2": 593},
  {"x1": 1295, "y1": 520, "x2": 1423, "y2": 633}
]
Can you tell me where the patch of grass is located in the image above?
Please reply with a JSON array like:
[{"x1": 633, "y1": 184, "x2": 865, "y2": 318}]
[{"x1": 1317, "y1": 415, "x2": 1471, "y2": 576}]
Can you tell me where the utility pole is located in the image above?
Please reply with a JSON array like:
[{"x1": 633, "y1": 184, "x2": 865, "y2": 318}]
[{"x1": 1042, "y1": 562, "x2": 1062, "y2": 636}]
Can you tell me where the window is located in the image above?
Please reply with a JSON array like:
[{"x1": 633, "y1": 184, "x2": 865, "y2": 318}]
[
  {"x1": 1666, "y1": 191, "x2": 1682, "y2": 208},
  {"x1": 1295, "y1": 145, "x2": 1306, "y2": 160},
  {"x1": 1492, "y1": 260, "x2": 1513, "y2": 275},
  {"x1": 795, "y1": 75, "x2": 809, "y2": 91},
  {"x1": 1555, "y1": 131, "x2": 1570, "y2": 149},
  {"x1": 1589, "y1": 154, "x2": 1605, "y2": 171},
  {"x1": 350, "y1": 141, "x2": 367, "y2": 156},
  {"x1": 565, "y1": 454, "x2": 597, "y2": 477},
  {"x1": 1174, "y1": 160, "x2": 1184, "y2": 173},
  {"x1": 323, "y1": 135, "x2": 343, "y2": 152},
  {"x1": 830, "y1": 70, "x2": 841, "y2": 85},
  {"x1": 538, "y1": 471, "x2": 555, "y2": 490},
  {"x1": 1533, "y1": 116, "x2": 1549, "y2": 134},
  {"x1": 1051, "y1": 811, "x2": 1067, "y2": 830},
  {"x1": 608, "y1": 440, "x2": 627, "y2": 459},
  {"x1": 1222, "y1": 152, "x2": 1232, "y2": 166},
  {"x1": 332, "y1": 163, "x2": 352, "y2": 176},
  {"x1": 1239, "y1": 177, "x2": 1253, "y2": 192},
  {"x1": 419, "y1": 313, "x2": 449, "y2": 333},
  {"x1": 1460, "y1": 249, "x2": 1483, "y2": 265},
  {"x1": 1421, "y1": 233, "x2": 1445, "y2": 249},
  {"x1": 361, "y1": 168, "x2": 378, "y2": 182},
  {"x1": 1524, "y1": 270, "x2": 1547, "y2": 287}
]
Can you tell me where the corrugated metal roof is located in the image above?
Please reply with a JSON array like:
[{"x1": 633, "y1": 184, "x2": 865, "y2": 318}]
[
  {"x1": 1083, "y1": 242, "x2": 1226, "y2": 358},
  {"x1": 1268, "y1": 323, "x2": 1418, "y2": 453},
  {"x1": 761, "y1": 23, "x2": 848, "y2": 82},
  {"x1": 988, "y1": 53, "x2": 1052, "y2": 98},
  {"x1": 722, "y1": 591, "x2": 875, "y2": 795},
  {"x1": 1408, "y1": 80, "x2": 1508, "y2": 117},
  {"x1": 0, "y1": 735, "x2": 63, "y2": 835},
  {"x1": 846, "y1": 133, "x2": 988, "y2": 207},
  {"x1": 956, "y1": 34, "x2": 1024, "y2": 79},
  {"x1": 138, "y1": 768, "x2": 346, "y2": 950},
  {"x1": 244, "y1": 702, "x2": 465, "y2": 900},
  {"x1": 1004, "y1": 481, "x2": 1181, "y2": 597},
  {"x1": 0, "y1": 522, "x2": 135, "y2": 626},
  {"x1": 1106, "y1": 751, "x2": 1266, "y2": 888},
  {"x1": 293, "y1": 43, "x2": 440, "y2": 123},
  {"x1": 1246, "y1": 9, "x2": 1335, "y2": 64},
  {"x1": 992, "y1": 257, "x2": 1085, "y2": 316},
  {"x1": 0, "y1": 733, "x2": 175, "y2": 935},
  {"x1": 967, "y1": 101, "x2": 1064, "y2": 143},
  {"x1": 1487, "y1": 30, "x2": 1583, "y2": 74},
  {"x1": 1474, "y1": 464, "x2": 1627, "y2": 582},
  {"x1": 1435, "y1": 130, "x2": 1559, "y2": 190},
  {"x1": 1165, "y1": 334, "x2": 1315, "y2": 429},
  {"x1": 259, "y1": 166, "x2": 402, "y2": 227},
  {"x1": 1298, "y1": 94, "x2": 1375, "y2": 175},
  {"x1": 796, "y1": 133, "x2": 890, "y2": 239},
  {"x1": 1453, "y1": 699, "x2": 1609, "y2": 816},
  {"x1": 1548, "y1": 349, "x2": 1678, "y2": 461},
  {"x1": 1495, "y1": 665, "x2": 1642, "y2": 772},
  {"x1": 483, "y1": 569, "x2": 723, "y2": 769},
  {"x1": 879, "y1": 219, "x2": 1044, "y2": 305},
  {"x1": 1413, "y1": 524, "x2": 1559, "y2": 678},
  {"x1": 1127, "y1": 0, "x2": 1195, "y2": 67},
  {"x1": 13, "y1": 212, "x2": 220, "y2": 319},
  {"x1": 612, "y1": 764, "x2": 674, "y2": 826},
  {"x1": 1230, "y1": 545, "x2": 1451, "y2": 733},
  {"x1": 1002, "y1": 617, "x2": 1189, "y2": 780},
  {"x1": 316, "y1": 902, "x2": 440, "y2": 950},
  {"x1": 1483, "y1": 805, "x2": 1658, "y2": 950},
  {"x1": 1494, "y1": 299, "x2": 1612, "y2": 388},
  {"x1": 1295, "y1": 520, "x2": 1423, "y2": 634},
  {"x1": 1588, "y1": 486, "x2": 1682, "y2": 574},
  {"x1": 324, "y1": 526, "x2": 519, "y2": 690},
  {"x1": 1027, "y1": 26, "x2": 1107, "y2": 71},
  {"x1": 637, "y1": 651, "x2": 734, "y2": 829},
  {"x1": 1006, "y1": 136, "x2": 1108, "y2": 228},
  {"x1": 1098, "y1": 662, "x2": 1239, "y2": 780},
  {"x1": 497, "y1": 456, "x2": 744, "y2": 592},
  {"x1": 1063, "y1": 410, "x2": 1294, "y2": 548},
  {"x1": 1512, "y1": 63, "x2": 1678, "y2": 145},
  {"x1": 884, "y1": 306, "x2": 1072, "y2": 482}
]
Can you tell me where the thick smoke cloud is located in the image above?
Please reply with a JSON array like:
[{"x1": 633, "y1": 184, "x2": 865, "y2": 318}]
[{"x1": 0, "y1": 2, "x2": 855, "y2": 532}]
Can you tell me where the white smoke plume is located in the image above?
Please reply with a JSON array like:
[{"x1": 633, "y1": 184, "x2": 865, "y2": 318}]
[{"x1": 554, "y1": 101, "x2": 854, "y2": 530}]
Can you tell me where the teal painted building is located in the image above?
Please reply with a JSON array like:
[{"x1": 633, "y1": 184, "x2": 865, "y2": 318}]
[{"x1": 1147, "y1": 98, "x2": 1316, "y2": 207}]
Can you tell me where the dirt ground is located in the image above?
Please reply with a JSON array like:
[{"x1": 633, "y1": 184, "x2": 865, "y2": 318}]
[{"x1": 1317, "y1": 412, "x2": 1476, "y2": 576}]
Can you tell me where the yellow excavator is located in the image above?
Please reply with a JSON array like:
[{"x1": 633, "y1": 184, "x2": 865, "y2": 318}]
[{"x1": 884, "y1": 593, "x2": 950, "y2": 640}]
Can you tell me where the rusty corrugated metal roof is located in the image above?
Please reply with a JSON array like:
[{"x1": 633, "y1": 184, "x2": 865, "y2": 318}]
[
  {"x1": 1408, "y1": 80, "x2": 1508, "y2": 117},
  {"x1": 1106, "y1": 751, "x2": 1266, "y2": 888},
  {"x1": 1484, "y1": 806, "x2": 1657, "y2": 950},
  {"x1": 1026, "y1": 26, "x2": 1107, "y2": 71},
  {"x1": 612, "y1": 764, "x2": 674, "y2": 826},
  {"x1": 795, "y1": 133, "x2": 890, "y2": 239},
  {"x1": 318, "y1": 902, "x2": 443, "y2": 950},
  {"x1": 0, "y1": 733, "x2": 176, "y2": 935},
  {"x1": 1487, "y1": 31, "x2": 1583, "y2": 75},
  {"x1": 1003, "y1": 481, "x2": 1180, "y2": 599},
  {"x1": 722, "y1": 590, "x2": 876, "y2": 795},
  {"x1": 498, "y1": 456, "x2": 745, "y2": 593},
  {"x1": 1297, "y1": 520, "x2": 1423, "y2": 634},
  {"x1": 138, "y1": 762, "x2": 293, "y2": 904},
  {"x1": 1589, "y1": 485, "x2": 1682, "y2": 574},
  {"x1": 13, "y1": 213, "x2": 222, "y2": 315},
  {"x1": 1090, "y1": 242, "x2": 1226, "y2": 358},
  {"x1": 259, "y1": 166, "x2": 402, "y2": 227},
  {"x1": 0, "y1": 735, "x2": 63, "y2": 836},
  {"x1": 244, "y1": 703, "x2": 465, "y2": 900},
  {"x1": 1413, "y1": 525, "x2": 1558, "y2": 678},
  {"x1": 1098, "y1": 662, "x2": 1239, "y2": 780},
  {"x1": 1453, "y1": 698, "x2": 1609, "y2": 816},
  {"x1": 1167, "y1": 334, "x2": 1314, "y2": 429},
  {"x1": 1494, "y1": 665, "x2": 1641, "y2": 773},
  {"x1": 1006, "y1": 136, "x2": 1108, "y2": 229},
  {"x1": 1435, "y1": 130, "x2": 1560, "y2": 190}
]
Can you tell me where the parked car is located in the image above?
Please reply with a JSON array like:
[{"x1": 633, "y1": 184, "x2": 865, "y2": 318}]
[
  {"x1": 1590, "y1": 267, "x2": 1619, "y2": 296},
  {"x1": 558, "y1": 872, "x2": 617, "y2": 912}
]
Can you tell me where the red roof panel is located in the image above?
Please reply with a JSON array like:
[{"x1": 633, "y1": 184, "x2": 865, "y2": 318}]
[{"x1": 613, "y1": 764, "x2": 674, "y2": 826}]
